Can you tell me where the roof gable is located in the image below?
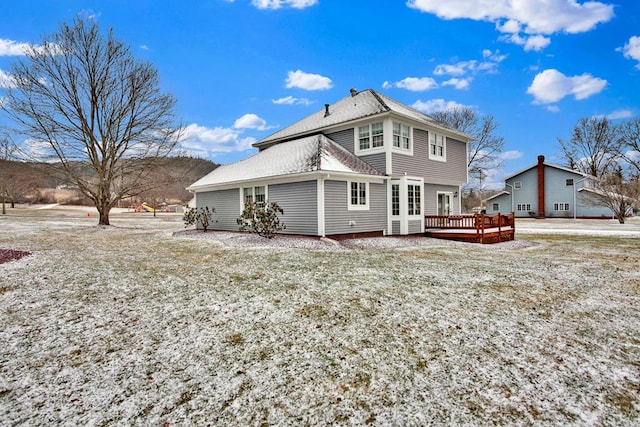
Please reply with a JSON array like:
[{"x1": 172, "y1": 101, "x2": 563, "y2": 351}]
[
  {"x1": 506, "y1": 161, "x2": 592, "y2": 181},
  {"x1": 256, "y1": 88, "x2": 470, "y2": 147},
  {"x1": 188, "y1": 134, "x2": 382, "y2": 191}
]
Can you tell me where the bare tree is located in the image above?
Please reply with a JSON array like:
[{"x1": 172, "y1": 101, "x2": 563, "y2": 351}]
[
  {"x1": 0, "y1": 131, "x2": 17, "y2": 214},
  {"x1": 2, "y1": 17, "x2": 182, "y2": 225},
  {"x1": 618, "y1": 117, "x2": 640, "y2": 175},
  {"x1": 558, "y1": 117, "x2": 618, "y2": 178},
  {"x1": 431, "y1": 107, "x2": 505, "y2": 171},
  {"x1": 559, "y1": 117, "x2": 639, "y2": 223}
]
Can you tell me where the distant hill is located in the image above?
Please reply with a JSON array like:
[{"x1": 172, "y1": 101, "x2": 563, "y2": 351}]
[{"x1": 0, "y1": 156, "x2": 218, "y2": 206}]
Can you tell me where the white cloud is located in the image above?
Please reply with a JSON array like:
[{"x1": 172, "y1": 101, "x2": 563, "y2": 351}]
[
  {"x1": 233, "y1": 113, "x2": 272, "y2": 130},
  {"x1": 411, "y1": 98, "x2": 470, "y2": 114},
  {"x1": 140, "y1": 45, "x2": 149, "y2": 51},
  {"x1": 407, "y1": 0, "x2": 614, "y2": 50},
  {"x1": 435, "y1": 50, "x2": 505, "y2": 77},
  {"x1": 285, "y1": 70, "x2": 333, "y2": 91},
  {"x1": 252, "y1": 0, "x2": 317, "y2": 9},
  {"x1": 617, "y1": 36, "x2": 640, "y2": 69},
  {"x1": 0, "y1": 69, "x2": 16, "y2": 88},
  {"x1": 499, "y1": 150, "x2": 523, "y2": 160},
  {"x1": 178, "y1": 123, "x2": 256, "y2": 158},
  {"x1": 501, "y1": 33, "x2": 551, "y2": 51},
  {"x1": 0, "y1": 38, "x2": 32, "y2": 56},
  {"x1": 272, "y1": 96, "x2": 313, "y2": 105},
  {"x1": 546, "y1": 105, "x2": 561, "y2": 113},
  {"x1": 434, "y1": 60, "x2": 477, "y2": 76},
  {"x1": 527, "y1": 69, "x2": 607, "y2": 104},
  {"x1": 382, "y1": 77, "x2": 438, "y2": 92},
  {"x1": 442, "y1": 78, "x2": 471, "y2": 90},
  {"x1": 606, "y1": 109, "x2": 633, "y2": 120}
]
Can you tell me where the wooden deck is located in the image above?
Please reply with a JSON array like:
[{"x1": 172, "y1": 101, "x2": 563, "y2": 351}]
[{"x1": 424, "y1": 213, "x2": 515, "y2": 244}]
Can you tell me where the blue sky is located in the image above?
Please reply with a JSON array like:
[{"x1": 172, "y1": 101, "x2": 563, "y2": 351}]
[{"x1": 1, "y1": 0, "x2": 639, "y2": 188}]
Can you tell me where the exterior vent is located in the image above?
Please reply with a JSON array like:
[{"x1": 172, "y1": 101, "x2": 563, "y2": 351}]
[
  {"x1": 350, "y1": 88, "x2": 358, "y2": 97},
  {"x1": 324, "y1": 104, "x2": 330, "y2": 117}
]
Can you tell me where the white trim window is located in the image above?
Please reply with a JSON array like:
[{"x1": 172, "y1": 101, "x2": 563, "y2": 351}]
[
  {"x1": 493, "y1": 203, "x2": 499, "y2": 211},
  {"x1": 517, "y1": 203, "x2": 531, "y2": 211},
  {"x1": 391, "y1": 184, "x2": 400, "y2": 216},
  {"x1": 566, "y1": 179, "x2": 574, "y2": 186},
  {"x1": 407, "y1": 184, "x2": 421, "y2": 216},
  {"x1": 514, "y1": 181, "x2": 522, "y2": 189},
  {"x1": 241, "y1": 185, "x2": 266, "y2": 208},
  {"x1": 393, "y1": 122, "x2": 411, "y2": 150},
  {"x1": 358, "y1": 122, "x2": 384, "y2": 151},
  {"x1": 429, "y1": 132, "x2": 446, "y2": 161},
  {"x1": 348, "y1": 181, "x2": 369, "y2": 211},
  {"x1": 554, "y1": 202, "x2": 570, "y2": 211}
]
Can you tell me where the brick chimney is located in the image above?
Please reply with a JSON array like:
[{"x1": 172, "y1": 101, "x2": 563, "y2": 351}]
[{"x1": 537, "y1": 155, "x2": 545, "y2": 218}]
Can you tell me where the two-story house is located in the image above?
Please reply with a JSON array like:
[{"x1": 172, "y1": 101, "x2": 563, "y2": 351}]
[
  {"x1": 187, "y1": 88, "x2": 472, "y2": 237},
  {"x1": 484, "y1": 155, "x2": 616, "y2": 219}
]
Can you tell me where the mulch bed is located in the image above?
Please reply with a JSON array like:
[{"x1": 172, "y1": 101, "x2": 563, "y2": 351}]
[{"x1": 0, "y1": 249, "x2": 32, "y2": 264}]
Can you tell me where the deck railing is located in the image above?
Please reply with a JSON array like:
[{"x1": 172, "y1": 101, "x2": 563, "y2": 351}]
[{"x1": 424, "y1": 213, "x2": 515, "y2": 244}]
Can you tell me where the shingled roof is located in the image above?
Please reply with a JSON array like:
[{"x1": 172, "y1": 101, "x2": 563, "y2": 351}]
[
  {"x1": 255, "y1": 88, "x2": 470, "y2": 147},
  {"x1": 188, "y1": 134, "x2": 383, "y2": 191}
]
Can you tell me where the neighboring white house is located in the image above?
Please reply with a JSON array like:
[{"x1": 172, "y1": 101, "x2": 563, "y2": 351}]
[
  {"x1": 484, "y1": 155, "x2": 616, "y2": 219},
  {"x1": 188, "y1": 88, "x2": 472, "y2": 237}
]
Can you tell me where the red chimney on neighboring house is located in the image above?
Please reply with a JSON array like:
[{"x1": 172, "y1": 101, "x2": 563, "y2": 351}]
[{"x1": 537, "y1": 155, "x2": 545, "y2": 218}]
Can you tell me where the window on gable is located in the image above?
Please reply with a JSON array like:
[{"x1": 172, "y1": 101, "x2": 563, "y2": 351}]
[
  {"x1": 566, "y1": 178, "x2": 574, "y2": 186},
  {"x1": 514, "y1": 181, "x2": 522, "y2": 189},
  {"x1": 493, "y1": 203, "x2": 499, "y2": 211},
  {"x1": 349, "y1": 182, "x2": 369, "y2": 210},
  {"x1": 393, "y1": 122, "x2": 411, "y2": 150},
  {"x1": 358, "y1": 122, "x2": 383, "y2": 151},
  {"x1": 429, "y1": 132, "x2": 445, "y2": 160}
]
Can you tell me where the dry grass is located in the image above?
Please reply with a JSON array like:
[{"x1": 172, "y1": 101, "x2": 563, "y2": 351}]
[{"x1": 0, "y1": 213, "x2": 639, "y2": 425}]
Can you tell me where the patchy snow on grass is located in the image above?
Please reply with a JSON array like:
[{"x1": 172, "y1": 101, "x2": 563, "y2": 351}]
[{"x1": 0, "y1": 213, "x2": 639, "y2": 425}]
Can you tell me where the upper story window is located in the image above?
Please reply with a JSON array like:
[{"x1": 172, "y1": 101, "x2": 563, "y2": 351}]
[
  {"x1": 358, "y1": 122, "x2": 383, "y2": 150},
  {"x1": 514, "y1": 181, "x2": 522, "y2": 189},
  {"x1": 429, "y1": 132, "x2": 446, "y2": 161},
  {"x1": 348, "y1": 181, "x2": 369, "y2": 210},
  {"x1": 393, "y1": 122, "x2": 410, "y2": 150},
  {"x1": 566, "y1": 178, "x2": 574, "y2": 186}
]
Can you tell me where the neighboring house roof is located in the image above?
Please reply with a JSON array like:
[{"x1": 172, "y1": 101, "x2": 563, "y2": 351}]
[
  {"x1": 188, "y1": 134, "x2": 383, "y2": 192},
  {"x1": 484, "y1": 191, "x2": 510, "y2": 202},
  {"x1": 505, "y1": 160, "x2": 592, "y2": 181},
  {"x1": 255, "y1": 88, "x2": 471, "y2": 147}
]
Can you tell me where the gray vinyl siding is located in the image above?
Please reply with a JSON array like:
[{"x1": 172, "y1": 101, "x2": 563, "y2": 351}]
[
  {"x1": 392, "y1": 221, "x2": 400, "y2": 235},
  {"x1": 359, "y1": 153, "x2": 386, "y2": 174},
  {"x1": 486, "y1": 194, "x2": 513, "y2": 214},
  {"x1": 196, "y1": 188, "x2": 240, "y2": 231},
  {"x1": 394, "y1": 129, "x2": 466, "y2": 182},
  {"x1": 424, "y1": 184, "x2": 460, "y2": 215},
  {"x1": 326, "y1": 129, "x2": 354, "y2": 152},
  {"x1": 327, "y1": 128, "x2": 387, "y2": 174},
  {"x1": 508, "y1": 168, "x2": 538, "y2": 217},
  {"x1": 324, "y1": 180, "x2": 387, "y2": 235},
  {"x1": 269, "y1": 181, "x2": 318, "y2": 235},
  {"x1": 408, "y1": 220, "x2": 422, "y2": 234}
]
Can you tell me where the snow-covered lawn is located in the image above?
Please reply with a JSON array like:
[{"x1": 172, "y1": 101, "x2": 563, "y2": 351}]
[{"x1": 1, "y1": 213, "x2": 639, "y2": 425}]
